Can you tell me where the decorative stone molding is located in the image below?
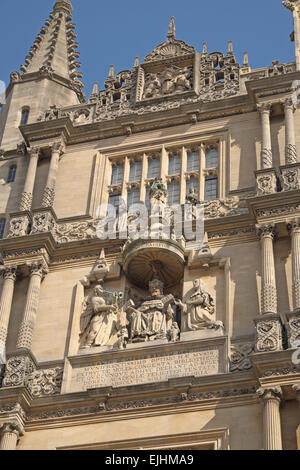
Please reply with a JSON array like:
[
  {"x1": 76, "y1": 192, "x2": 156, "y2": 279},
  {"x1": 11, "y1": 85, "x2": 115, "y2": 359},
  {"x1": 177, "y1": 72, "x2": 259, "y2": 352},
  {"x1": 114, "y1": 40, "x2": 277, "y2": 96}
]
[
  {"x1": 31, "y1": 210, "x2": 56, "y2": 234},
  {"x1": 257, "y1": 386, "x2": 282, "y2": 403},
  {"x1": 230, "y1": 343, "x2": 254, "y2": 372},
  {"x1": 2, "y1": 354, "x2": 36, "y2": 388},
  {"x1": 202, "y1": 197, "x2": 248, "y2": 219},
  {"x1": 0, "y1": 421, "x2": 24, "y2": 450},
  {"x1": 280, "y1": 163, "x2": 300, "y2": 191},
  {"x1": 262, "y1": 365, "x2": 300, "y2": 377},
  {"x1": 256, "y1": 224, "x2": 278, "y2": 316},
  {"x1": 0, "y1": 265, "x2": 17, "y2": 282},
  {"x1": 8, "y1": 214, "x2": 30, "y2": 238},
  {"x1": 286, "y1": 311, "x2": 300, "y2": 348},
  {"x1": 255, "y1": 169, "x2": 277, "y2": 196},
  {"x1": 254, "y1": 314, "x2": 283, "y2": 352},
  {"x1": 26, "y1": 367, "x2": 63, "y2": 397},
  {"x1": 19, "y1": 192, "x2": 33, "y2": 212},
  {"x1": 41, "y1": 187, "x2": 55, "y2": 208}
]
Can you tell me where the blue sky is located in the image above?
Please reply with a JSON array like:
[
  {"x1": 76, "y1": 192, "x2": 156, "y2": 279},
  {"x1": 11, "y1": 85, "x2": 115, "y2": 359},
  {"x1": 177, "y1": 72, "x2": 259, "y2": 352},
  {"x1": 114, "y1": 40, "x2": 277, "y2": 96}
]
[{"x1": 0, "y1": 0, "x2": 295, "y2": 98}]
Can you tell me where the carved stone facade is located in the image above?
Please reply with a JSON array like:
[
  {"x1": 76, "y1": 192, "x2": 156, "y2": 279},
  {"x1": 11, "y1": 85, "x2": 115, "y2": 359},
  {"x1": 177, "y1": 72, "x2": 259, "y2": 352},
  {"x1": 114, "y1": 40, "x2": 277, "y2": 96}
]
[{"x1": 0, "y1": 0, "x2": 300, "y2": 451}]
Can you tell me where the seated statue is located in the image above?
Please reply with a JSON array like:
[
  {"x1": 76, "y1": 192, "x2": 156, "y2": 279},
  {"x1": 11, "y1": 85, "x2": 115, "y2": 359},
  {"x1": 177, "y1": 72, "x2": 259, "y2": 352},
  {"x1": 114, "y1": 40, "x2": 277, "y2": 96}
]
[{"x1": 176, "y1": 279, "x2": 224, "y2": 331}]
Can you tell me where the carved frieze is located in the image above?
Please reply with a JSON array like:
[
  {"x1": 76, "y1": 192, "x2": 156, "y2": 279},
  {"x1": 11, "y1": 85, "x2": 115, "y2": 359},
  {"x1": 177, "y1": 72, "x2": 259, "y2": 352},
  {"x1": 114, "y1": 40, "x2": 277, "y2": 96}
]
[{"x1": 7, "y1": 215, "x2": 30, "y2": 238}]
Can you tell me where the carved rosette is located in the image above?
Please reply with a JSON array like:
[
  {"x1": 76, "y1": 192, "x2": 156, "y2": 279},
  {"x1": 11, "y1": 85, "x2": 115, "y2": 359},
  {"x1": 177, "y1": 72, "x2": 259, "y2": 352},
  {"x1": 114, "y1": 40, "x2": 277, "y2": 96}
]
[
  {"x1": 254, "y1": 315, "x2": 283, "y2": 352},
  {"x1": 2, "y1": 355, "x2": 36, "y2": 388},
  {"x1": 281, "y1": 165, "x2": 300, "y2": 191},
  {"x1": 19, "y1": 192, "x2": 33, "y2": 212},
  {"x1": 31, "y1": 211, "x2": 55, "y2": 234}
]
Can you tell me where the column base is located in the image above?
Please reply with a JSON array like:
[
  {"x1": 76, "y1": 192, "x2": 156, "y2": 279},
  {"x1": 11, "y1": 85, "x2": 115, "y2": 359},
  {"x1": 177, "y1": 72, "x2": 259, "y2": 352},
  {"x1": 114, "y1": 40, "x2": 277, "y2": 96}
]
[
  {"x1": 2, "y1": 350, "x2": 37, "y2": 388},
  {"x1": 254, "y1": 314, "x2": 283, "y2": 352},
  {"x1": 280, "y1": 163, "x2": 300, "y2": 191},
  {"x1": 31, "y1": 207, "x2": 57, "y2": 234},
  {"x1": 255, "y1": 168, "x2": 278, "y2": 196},
  {"x1": 286, "y1": 310, "x2": 300, "y2": 349},
  {"x1": 7, "y1": 211, "x2": 31, "y2": 238}
]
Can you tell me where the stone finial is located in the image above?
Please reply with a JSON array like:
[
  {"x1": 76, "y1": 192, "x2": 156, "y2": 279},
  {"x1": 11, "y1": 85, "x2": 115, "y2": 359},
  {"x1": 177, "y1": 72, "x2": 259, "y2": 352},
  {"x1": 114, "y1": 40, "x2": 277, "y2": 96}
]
[
  {"x1": 202, "y1": 42, "x2": 207, "y2": 55},
  {"x1": 227, "y1": 40, "x2": 233, "y2": 54},
  {"x1": 134, "y1": 56, "x2": 140, "y2": 67},
  {"x1": 167, "y1": 16, "x2": 176, "y2": 39},
  {"x1": 108, "y1": 65, "x2": 114, "y2": 78},
  {"x1": 243, "y1": 52, "x2": 249, "y2": 66},
  {"x1": 90, "y1": 82, "x2": 98, "y2": 97}
]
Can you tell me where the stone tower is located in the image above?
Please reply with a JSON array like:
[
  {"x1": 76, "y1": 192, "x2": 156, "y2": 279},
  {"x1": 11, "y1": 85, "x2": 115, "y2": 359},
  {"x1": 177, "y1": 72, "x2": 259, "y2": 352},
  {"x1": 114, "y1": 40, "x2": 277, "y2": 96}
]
[{"x1": 0, "y1": 0, "x2": 84, "y2": 151}]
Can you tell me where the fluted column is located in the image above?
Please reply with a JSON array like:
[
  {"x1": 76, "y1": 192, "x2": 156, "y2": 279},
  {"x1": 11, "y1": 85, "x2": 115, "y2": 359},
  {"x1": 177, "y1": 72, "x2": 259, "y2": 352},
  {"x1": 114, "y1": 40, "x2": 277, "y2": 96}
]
[
  {"x1": 288, "y1": 220, "x2": 300, "y2": 311},
  {"x1": 0, "y1": 266, "x2": 17, "y2": 352},
  {"x1": 257, "y1": 103, "x2": 273, "y2": 169},
  {"x1": 0, "y1": 422, "x2": 23, "y2": 450},
  {"x1": 41, "y1": 142, "x2": 64, "y2": 207},
  {"x1": 257, "y1": 386, "x2": 283, "y2": 450},
  {"x1": 283, "y1": 98, "x2": 298, "y2": 164},
  {"x1": 19, "y1": 147, "x2": 40, "y2": 211},
  {"x1": 256, "y1": 224, "x2": 278, "y2": 315},
  {"x1": 16, "y1": 261, "x2": 48, "y2": 350}
]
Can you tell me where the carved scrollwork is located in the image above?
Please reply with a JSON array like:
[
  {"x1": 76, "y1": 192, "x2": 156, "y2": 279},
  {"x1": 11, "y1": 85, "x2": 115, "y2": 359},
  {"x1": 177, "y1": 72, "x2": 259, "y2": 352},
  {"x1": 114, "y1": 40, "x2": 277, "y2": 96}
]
[
  {"x1": 281, "y1": 166, "x2": 300, "y2": 191},
  {"x1": 230, "y1": 343, "x2": 254, "y2": 372},
  {"x1": 2, "y1": 355, "x2": 36, "y2": 388},
  {"x1": 255, "y1": 317, "x2": 283, "y2": 352},
  {"x1": 26, "y1": 367, "x2": 63, "y2": 397}
]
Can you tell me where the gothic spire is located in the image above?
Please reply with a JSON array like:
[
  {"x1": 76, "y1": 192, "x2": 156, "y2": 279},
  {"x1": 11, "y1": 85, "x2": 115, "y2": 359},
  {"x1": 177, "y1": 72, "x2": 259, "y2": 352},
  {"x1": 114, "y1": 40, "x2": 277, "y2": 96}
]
[
  {"x1": 19, "y1": 0, "x2": 83, "y2": 99},
  {"x1": 167, "y1": 17, "x2": 176, "y2": 40}
]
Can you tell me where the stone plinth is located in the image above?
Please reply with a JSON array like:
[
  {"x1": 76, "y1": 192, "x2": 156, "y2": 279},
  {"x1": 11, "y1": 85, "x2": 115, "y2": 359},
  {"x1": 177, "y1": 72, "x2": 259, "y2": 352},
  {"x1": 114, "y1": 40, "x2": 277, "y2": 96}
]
[
  {"x1": 64, "y1": 336, "x2": 228, "y2": 393},
  {"x1": 280, "y1": 163, "x2": 300, "y2": 191},
  {"x1": 180, "y1": 328, "x2": 224, "y2": 342},
  {"x1": 255, "y1": 168, "x2": 277, "y2": 196}
]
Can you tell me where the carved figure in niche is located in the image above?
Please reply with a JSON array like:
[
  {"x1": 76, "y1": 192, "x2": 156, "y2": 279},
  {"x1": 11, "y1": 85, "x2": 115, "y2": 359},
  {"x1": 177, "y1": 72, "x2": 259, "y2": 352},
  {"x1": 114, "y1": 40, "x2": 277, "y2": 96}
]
[
  {"x1": 176, "y1": 279, "x2": 223, "y2": 331},
  {"x1": 186, "y1": 185, "x2": 198, "y2": 205},
  {"x1": 149, "y1": 178, "x2": 167, "y2": 207},
  {"x1": 79, "y1": 282, "x2": 118, "y2": 349},
  {"x1": 125, "y1": 278, "x2": 179, "y2": 343},
  {"x1": 144, "y1": 75, "x2": 162, "y2": 99}
]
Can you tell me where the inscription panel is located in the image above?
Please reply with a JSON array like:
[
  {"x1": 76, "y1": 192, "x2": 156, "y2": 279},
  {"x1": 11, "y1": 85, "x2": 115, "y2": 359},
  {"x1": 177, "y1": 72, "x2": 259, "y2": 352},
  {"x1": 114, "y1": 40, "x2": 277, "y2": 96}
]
[{"x1": 72, "y1": 345, "x2": 223, "y2": 391}]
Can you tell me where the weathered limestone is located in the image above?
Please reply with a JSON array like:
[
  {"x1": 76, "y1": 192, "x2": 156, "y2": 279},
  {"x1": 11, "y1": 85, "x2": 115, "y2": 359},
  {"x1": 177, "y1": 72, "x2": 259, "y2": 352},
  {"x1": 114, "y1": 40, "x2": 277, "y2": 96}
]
[
  {"x1": 257, "y1": 386, "x2": 283, "y2": 450},
  {"x1": 16, "y1": 261, "x2": 48, "y2": 350},
  {"x1": 254, "y1": 225, "x2": 282, "y2": 352},
  {"x1": 283, "y1": 0, "x2": 300, "y2": 71},
  {"x1": 41, "y1": 142, "x2": 65, "y2": 208},
  {"x1": 286, "y1": 220, "x2": 300, "y2": 348},
  {"x1": 0, "y1": 266, "x2": 17, "y2": 347},
  {"x1": 292, "y1": 384, "x2": 300, "y2": 449},
  {"x1": 0, "y1": 422, "x2": 24, "y2": 450},
  {"x1": 283, "y1": 98, "x2": 298, "y2": 164},
  {"x1": 257, "y1": 103, "x2": 273, "y2": 169},
  {"x1": 19, "y1": 147, "x2": 40, "y2": 211}
]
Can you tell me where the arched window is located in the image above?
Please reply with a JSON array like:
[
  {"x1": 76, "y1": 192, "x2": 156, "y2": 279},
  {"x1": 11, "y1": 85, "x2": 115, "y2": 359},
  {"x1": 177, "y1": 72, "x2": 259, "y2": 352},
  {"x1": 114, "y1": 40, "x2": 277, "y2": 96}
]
[
  {"x1": 20, "y1": 108, "x2": 30, "y2": 126},
  {"x1": 0, "y1": 219, "x2": 6, "y2": 239},
  {"x1": 7, "y1": 165, "x2": 17, "y2": 183}
]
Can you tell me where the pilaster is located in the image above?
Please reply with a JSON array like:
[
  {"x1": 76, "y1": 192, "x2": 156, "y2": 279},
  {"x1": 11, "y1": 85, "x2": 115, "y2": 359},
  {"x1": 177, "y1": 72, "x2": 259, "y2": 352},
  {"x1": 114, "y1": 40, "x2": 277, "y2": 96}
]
[{"x1": 41, "y1": 142, "x2": 65, "y2": 208}]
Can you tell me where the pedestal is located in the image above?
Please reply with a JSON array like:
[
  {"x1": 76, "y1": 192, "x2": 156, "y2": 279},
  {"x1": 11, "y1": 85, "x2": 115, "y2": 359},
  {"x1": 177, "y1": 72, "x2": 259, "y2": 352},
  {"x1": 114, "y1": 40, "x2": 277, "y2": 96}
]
[
  {"x1": 254, "y1": 314, "x2": 283, "y2": 352},
  {"x1": 280, "y1": 163, "x2": 300, "y2": 191},
  {"x1": 255, "y1": 168, "x2": 278, "y2": 196}
]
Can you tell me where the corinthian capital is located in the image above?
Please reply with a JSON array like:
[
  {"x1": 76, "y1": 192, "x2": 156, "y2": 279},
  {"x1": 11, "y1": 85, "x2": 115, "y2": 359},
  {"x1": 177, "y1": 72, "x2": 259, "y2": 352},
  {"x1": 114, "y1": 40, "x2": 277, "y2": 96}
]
[
  {"x1": 287, "y1": 218, "x2": 300, "y2": 235},
  {"x1": 51, "y1": 141, "x2": 65, "y2": 156},
  {"x1": 281, "y1": 97, "x2": 296, "y2": 111},
  {"x1": 27, "y1": 261, "x2": 49, "y2": 280},
  {"x1": 0, "y1": 265, "x2": 17, "y2": 281},
  {"x1": 257, "y1": 386, "x2": 283, "y2": 403},
  {"x1": 256, "y1": 223, "x2": 277, "y2": 241},
  {"x1": 0, "y1": 421, "x2": 24, "y2": 438},
  {"x1": 28, "y1": 147, "x2": 40, "y2": 159},
  {"x1": 257, "y1": 102, "x2": 272, "y2": 114}
]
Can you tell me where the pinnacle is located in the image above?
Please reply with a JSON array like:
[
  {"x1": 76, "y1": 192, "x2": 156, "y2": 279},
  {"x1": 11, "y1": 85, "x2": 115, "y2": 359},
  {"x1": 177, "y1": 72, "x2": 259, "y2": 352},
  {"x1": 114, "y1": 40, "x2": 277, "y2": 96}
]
[
  {"x1": 54, "y1": 0, "x2": 73, "y2": 15},
  {"x1": 167, "y1": 17, "x2": 176, "y2": 40}
]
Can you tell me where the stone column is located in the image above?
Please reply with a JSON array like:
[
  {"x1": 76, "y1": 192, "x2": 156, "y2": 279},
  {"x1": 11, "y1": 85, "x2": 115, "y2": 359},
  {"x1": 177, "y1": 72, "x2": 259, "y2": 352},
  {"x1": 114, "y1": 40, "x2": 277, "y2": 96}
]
[
  {"x1": 283, "y1": 0, "x2": 300, "y2": 71},
  {"x1": 257, "y1": 386, "x2": 283, "y2": 450},
  {"x1": 257, "y1": 103, "x2": 273, "y2": 169},
  {"x1": 19, "y1": 147, "x2": 40, "y2": 211},
  {"x1": 0, "y1": 266, "x2": 17, "y2": 349},
  {"x1": 288, "y1": 219, "x2": 300, "y2": 311},
  {"x1": 41, "y1": 142, "x2": 64, "y2": 207},
  {"x1": 293, "y1": 384, "x2": 300, "y2": 449},
  {"x1": 0, "y1": 422, "x2": 23, "y2": 450},
  {"x1": 283, "y1": 98, "x2": 298, "y2": 164},
  {"x1": 254, "y1": 225, "x2": 282, "y2": 352},
  {"x1": 256, "y1": 224, "x2": 277, "y2": 315},
  {"x1": 16, "y1": 261, "x2": 48, "y2": 350}
]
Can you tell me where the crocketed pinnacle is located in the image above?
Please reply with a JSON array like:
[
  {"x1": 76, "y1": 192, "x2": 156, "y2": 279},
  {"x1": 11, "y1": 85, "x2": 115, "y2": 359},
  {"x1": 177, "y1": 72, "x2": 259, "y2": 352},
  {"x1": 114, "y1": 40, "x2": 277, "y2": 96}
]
[{"x1": 19, "y1": 0, "x2": 82, "y2": 93}]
